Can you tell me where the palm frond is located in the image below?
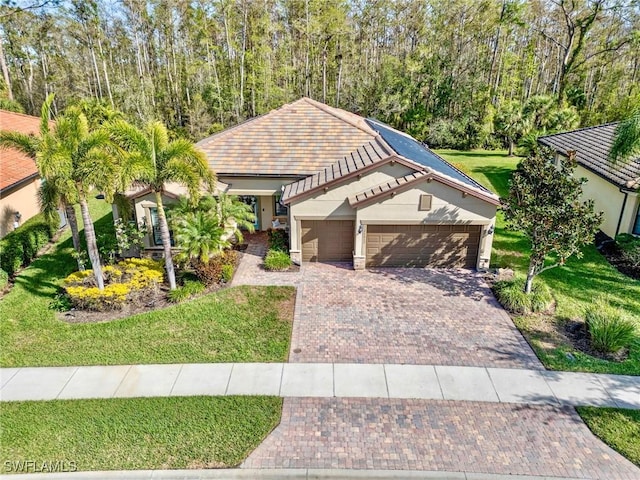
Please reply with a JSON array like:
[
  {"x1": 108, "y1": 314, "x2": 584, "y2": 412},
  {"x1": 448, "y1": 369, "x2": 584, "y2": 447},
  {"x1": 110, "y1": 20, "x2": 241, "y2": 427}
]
[
  {"x1": 40, "y1": 93, "x2": 55, "y2": 135},
  {"x1": 0, "y1": 131, "x2": 39, "y2": 159}
]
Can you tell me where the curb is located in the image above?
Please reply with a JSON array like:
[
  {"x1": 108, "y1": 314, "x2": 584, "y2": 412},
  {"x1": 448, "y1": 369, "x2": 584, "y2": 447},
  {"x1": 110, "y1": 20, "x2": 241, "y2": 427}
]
[{"x1": 0, "y1": 468, "x2": 587, "y2": 480}]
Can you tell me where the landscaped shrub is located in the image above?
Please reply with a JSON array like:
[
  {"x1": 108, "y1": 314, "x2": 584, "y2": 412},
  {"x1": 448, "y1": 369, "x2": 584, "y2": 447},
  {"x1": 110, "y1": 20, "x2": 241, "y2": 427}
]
[
  {"x1": 192, "y1": 249, "x2": 238, "y2": 286},
  {"x1": 585, "y1": 297, "x2": 638, "y2": 354},
  {"x1": 264, "y1": 249, "x2": 292, "y2": 271},
  {"x1": 616, "y1": 234, "x2": 640, "y2": 268},
  {"x1": 493, "y1": 277, "x2": 553, "y2": 314},
  {"x1": 168, "y1": 280, "x2": 205, "y2": 303},
  {"x1": 64, "y1": 258, "x2": 164, "y2": 311},
  {"x1": 221, "y1": 264, "x2": 234, "y2": 283},
  {"x1": 0, "y1": 215, "x2": 56, "y2": 276},
  {"x1": 267, "y1": 228, "x2": 289, "y2": 252},
  {"x1": 0, "y1": 268, "x2": 8, "y2": 289}
]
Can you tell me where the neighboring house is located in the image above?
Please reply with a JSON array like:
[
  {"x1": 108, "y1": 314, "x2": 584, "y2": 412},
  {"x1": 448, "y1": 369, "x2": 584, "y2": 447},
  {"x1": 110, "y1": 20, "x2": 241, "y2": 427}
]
[
  {"x1": 0, "y1": 110, "x2": 42, "y2": 238},
  {"x1": 539, "y1": 124, "x2": 640, "y2": 239},
  {"x1": 131, "y1": 98, "x2": 499, "y2": 269}
]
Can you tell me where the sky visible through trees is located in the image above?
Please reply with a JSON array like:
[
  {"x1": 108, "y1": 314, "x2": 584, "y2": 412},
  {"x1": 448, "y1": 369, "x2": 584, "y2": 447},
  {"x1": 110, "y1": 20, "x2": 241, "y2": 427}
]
[{"x1": 1, "y1": 0, "x2": 638, "y2": 147}]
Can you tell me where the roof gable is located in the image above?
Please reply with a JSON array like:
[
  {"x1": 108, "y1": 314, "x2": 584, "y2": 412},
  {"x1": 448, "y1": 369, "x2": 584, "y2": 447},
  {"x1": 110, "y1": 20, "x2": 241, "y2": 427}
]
[
  {"x1": 0, "y1": 110, "x2": 41, "y2": 192},
  {"x1": 538, "y1": 123, "x2": 640, "y2": 190},
  {"x1": 196, "y1": 97, "x2": 379, "y2": 177}
]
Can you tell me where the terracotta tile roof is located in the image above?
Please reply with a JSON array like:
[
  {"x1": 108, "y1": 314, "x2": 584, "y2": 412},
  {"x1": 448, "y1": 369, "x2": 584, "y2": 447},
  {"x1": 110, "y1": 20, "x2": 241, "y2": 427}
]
[
  {"x1": 539, "y1": 123, "x2": 640, "y2": 190},
  {"x1": 196, "y1": 97, "x2": 379, "y2": 176},
  {"x1": 124, "y1": 180, "x2": 230, "y2": 200},
  {"x1": 0, "y1": 110, "x2": 41, "y2": 192}
]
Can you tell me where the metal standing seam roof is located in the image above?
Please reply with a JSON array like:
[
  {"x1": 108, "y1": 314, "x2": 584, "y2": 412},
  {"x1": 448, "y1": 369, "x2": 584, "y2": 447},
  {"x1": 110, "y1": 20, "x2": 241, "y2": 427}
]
[
  {"x1": 281, "y1": 137, "x2": 392, "y2": 201},
  {"x1": 538, "y1": 123, "x2": 640, "y2": 190},
  {"x1": 348, "y1": 171, "x2": 429, "y2": 206}
]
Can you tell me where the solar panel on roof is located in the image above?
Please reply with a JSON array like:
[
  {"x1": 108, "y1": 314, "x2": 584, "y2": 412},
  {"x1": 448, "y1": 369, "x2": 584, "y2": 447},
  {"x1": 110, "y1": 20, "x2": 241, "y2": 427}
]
[{"x1": 365, "y1": 119, "x2": 489, "y2": 192}]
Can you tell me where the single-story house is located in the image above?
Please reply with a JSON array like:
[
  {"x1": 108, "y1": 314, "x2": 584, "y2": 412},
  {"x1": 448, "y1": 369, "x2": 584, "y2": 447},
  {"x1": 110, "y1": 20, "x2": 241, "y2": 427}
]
[
  {"x1": 539, "y1": 124, "x2": 640, "y2": 239},
  {"x1": 130, "y1": 98, "x2": 499, "y2": 269},
  {"x1": 0, "y1": 110, "x2": 43, "y2": 238}
]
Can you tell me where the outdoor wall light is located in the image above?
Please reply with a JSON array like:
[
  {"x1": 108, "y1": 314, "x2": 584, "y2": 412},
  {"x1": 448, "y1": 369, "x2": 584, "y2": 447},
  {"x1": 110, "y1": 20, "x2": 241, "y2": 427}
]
[
  {"x1": 358, "y1": 224, "x2": 363, "y2": 234},
  {"x1": 487, "y1": 224, "x2": 494, "y2": 235},
  {"x1": 13, "y1": 211, "x2": 22, "y2": 229}
]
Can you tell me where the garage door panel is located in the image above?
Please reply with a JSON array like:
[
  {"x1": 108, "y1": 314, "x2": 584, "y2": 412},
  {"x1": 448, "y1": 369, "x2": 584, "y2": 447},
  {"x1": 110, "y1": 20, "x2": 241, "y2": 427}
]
[
  {"x1": 366, "y1": 225, "x2": 480, "y2": 268},
  {"x1": 302, "y1": 220, "x2": 354, "y2": 262}
]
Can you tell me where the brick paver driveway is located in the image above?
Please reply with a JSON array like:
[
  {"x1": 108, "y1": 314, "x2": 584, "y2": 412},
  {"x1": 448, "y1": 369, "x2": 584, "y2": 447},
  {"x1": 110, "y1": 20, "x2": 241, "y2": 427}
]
[{"x1": 290, "y1": 263, "x2": 541, "y2": 369}]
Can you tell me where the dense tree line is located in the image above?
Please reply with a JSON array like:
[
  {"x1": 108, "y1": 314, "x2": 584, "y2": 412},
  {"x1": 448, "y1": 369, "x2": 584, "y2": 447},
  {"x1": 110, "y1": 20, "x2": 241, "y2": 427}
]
[{"x1": 1, "y1": 0, "x2": 638, "y2": 148}]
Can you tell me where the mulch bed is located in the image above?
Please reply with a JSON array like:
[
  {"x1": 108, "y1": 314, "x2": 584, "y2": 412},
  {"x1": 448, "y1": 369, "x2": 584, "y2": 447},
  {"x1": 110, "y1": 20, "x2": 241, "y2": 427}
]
[
  {"x1": 563, "y1": 319, "x2": 629, "y2": 362},
  {"x1": 598, "y1": 242, "x2": 640, "y2": 280}
]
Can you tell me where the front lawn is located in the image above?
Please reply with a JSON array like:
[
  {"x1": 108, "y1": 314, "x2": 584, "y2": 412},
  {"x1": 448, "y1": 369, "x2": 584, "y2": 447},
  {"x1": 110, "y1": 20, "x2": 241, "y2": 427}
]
[
  {"x1": 1, "y1": 396, "x2": 281, "y2": 472},
  {"x1": 577, "y1": 407, "x2": 640, "y2": 467},
  {"x1": 439, "y1": 149, "x2": 640, "y2": 376},
  {"x1": 0, "y1": 198, "x2": 294, "y2": 367}
]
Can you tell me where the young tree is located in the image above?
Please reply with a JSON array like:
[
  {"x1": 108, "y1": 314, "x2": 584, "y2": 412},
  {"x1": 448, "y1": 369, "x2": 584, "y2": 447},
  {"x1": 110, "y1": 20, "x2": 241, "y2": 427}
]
[
  {"x1": 494, "y1": 100, "x2": 529, "y2": 156},
  {"x1": 503, "y1": 148, "x2": 602, "y2": 293},
  {"x1": 610, "y1": 107, "x2": 640, "y2": 165},
  {"x1": 107, "y1": 120, "x2": 215, "y2": 289},
  {"x1": 214, "y1": 193, "x2": 256, "y2": 243}
]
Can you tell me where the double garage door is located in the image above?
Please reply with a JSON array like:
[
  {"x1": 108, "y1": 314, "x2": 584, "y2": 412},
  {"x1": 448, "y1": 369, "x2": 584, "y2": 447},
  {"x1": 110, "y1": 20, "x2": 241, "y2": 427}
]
[
  {"x1": 366, "y1": 224, "x2": 481, "y2": 268},
  {"x1": 301, "y1": 221, "x2": 481, "y2": 268}
]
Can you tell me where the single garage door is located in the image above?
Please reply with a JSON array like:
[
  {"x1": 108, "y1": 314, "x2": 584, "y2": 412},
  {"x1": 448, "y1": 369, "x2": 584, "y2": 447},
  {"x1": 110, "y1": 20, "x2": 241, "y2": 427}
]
[
  {"x1": 366, "y1": 224, "x2": 481, "y2": 268},
  {"x1": 302, "y1": 220, "x2": 354, "y2": 262}
]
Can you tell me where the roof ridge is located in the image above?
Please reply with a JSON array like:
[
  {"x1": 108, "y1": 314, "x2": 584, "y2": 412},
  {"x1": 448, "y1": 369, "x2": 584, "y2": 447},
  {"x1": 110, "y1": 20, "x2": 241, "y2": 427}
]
[
  {"x1": 538, "y1": 122, "x2": 619, "y2": 140},
  {"x1": 301, "y1": 97, "x2": 377, "y2": 137}
]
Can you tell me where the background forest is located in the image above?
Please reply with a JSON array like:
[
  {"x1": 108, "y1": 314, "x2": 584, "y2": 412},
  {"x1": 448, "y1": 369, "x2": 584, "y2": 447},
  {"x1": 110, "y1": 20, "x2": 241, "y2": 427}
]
[{"x1": 1, "y1": 0, "x2": 639, "y2": 149}]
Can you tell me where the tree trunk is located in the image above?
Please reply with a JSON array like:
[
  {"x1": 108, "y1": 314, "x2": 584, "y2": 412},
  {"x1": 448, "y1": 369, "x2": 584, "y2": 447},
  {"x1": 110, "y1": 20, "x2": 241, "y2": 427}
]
[
  {"x1": 0, "y1": 36, "x2": 13, "y2": 101},
  {"x1": 524, "y1": 260, "x2": 538, "y2": 294},
  {"x1": 64, "y1": 203, "x2": 83, "y2": 270},
  {"x1": 154, "y1": 190, "x2": 176, "y2": 290},
  {"x1": 508, "y1": 139, "x2": 514, "y2": 156},
  {"x1": 78, "y1": 194, "x2": 104, "y2": 290}
]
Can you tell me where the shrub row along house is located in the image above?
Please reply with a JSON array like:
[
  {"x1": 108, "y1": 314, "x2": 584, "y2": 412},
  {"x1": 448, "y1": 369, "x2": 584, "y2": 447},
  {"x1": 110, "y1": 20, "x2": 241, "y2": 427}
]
[{"x1": 125, "y1": 98, "x2": 500, "y2": 270}]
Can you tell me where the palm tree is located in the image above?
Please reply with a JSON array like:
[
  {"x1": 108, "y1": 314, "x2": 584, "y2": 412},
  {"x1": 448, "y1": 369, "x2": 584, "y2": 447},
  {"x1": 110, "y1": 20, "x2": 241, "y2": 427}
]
[
  {"x1": 610, "y1": 108, "x2": 640, "y2": 165},
  {"x1": 40, "y1": 110, "x2": 116, "y2": 290},
  {"x1": 173, "y1": 210, "x2": 229, "y2": 264},
  {"x1": 0, "y1": 94, "x2": 83, "y2": 269},
  {"x1": 214, "y1": 193, "x2": 256, "y2": 243},
  {"x1": 107, "y1": 120, "x2": 215, "y2": 289},
  {"x1": 495, "y1": 100, "x2": 530, "y2": 156}
]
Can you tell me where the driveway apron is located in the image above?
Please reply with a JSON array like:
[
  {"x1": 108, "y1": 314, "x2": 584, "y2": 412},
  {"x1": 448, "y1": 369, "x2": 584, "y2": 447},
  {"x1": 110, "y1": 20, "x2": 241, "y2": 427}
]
[{"x1": 232, "y1": 254, "x2": 639, "y2": 479}]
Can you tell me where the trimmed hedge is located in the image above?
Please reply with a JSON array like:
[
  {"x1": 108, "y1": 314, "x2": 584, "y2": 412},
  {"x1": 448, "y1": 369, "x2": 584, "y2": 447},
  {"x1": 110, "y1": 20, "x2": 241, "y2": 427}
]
[{"x1": 0, "y1": 215, "x2": 56, "y2": 276}]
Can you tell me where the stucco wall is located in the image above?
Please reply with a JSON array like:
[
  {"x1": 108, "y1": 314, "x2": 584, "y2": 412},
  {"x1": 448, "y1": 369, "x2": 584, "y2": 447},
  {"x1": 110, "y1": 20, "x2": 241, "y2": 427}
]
[
  {"x1": 0, "y1": 178, "x2": 41, "y2": 238},
  {"x1": 288, "y1": 163, "x2": 497, "y2": 270},
  {"x1": 131, "y1": 193, "x2": 178, "y2": 248},
  {"x1": 574, "y1": 165, "x2": 637, "y2": 238},
  {"x1": 221, "y1": 176, "x2": 300, "y2": 195}
]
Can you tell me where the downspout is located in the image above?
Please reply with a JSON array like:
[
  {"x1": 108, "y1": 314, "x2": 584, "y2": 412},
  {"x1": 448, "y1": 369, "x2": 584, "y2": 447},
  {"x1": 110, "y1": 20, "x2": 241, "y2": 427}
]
[{"x1": 615, "y1": 188, "x2": 629, "y2": 238}]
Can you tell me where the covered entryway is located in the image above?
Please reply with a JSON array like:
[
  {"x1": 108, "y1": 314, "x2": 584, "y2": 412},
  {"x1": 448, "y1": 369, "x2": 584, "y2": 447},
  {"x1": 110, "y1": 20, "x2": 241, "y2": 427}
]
[
  {"x1": 366, "y1": 224, "x2": 481, "y2": 268},
  {"x1": 301, "y1": 220, "x2": 354, "y2": 262}
]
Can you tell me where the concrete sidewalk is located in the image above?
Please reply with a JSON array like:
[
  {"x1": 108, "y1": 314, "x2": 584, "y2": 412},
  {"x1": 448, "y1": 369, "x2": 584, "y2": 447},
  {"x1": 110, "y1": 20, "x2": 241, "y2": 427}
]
[
  {"x1": 0, "y1": 467, "x2": 601, "y2": 480},
  {"x1": 1, "y1": 363, "x2": 638, "y2": 408}
]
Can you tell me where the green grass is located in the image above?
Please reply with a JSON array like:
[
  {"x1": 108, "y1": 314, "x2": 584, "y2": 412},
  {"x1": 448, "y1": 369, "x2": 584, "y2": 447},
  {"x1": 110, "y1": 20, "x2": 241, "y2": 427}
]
[
  {"x1": 0, "y1": 197, "x2": 294, "y2": 367},
  {"x1": 0, "y1": 396, "x2": 282, "y2": 472},
  {"x1": 577, "y1": 407, "x2": 640, "y2": 467},
  {"x1": 439, "y1": 149, "x2": 640, "y2": 375}
]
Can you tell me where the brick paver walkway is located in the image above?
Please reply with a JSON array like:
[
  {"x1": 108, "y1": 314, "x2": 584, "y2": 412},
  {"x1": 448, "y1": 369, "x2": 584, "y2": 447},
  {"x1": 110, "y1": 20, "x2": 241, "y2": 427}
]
[
  {"x1": 290, "y1": 264, "x2": 541, "y2": 368},
  {"x1": 243, "y1": 398, "x2": 640, "y2": 479},
  {"x1": 232, "y1": 233, "x2": 301, "y2": 287}
]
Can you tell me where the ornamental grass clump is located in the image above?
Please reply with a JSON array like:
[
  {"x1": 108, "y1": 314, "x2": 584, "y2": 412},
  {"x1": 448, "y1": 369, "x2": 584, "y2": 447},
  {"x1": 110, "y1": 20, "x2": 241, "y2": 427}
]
[
  {"x1": 64, "y1": 258, "x2": 164, "y2": 311},
  {"x1": 263, "y1": 249, "x2": 292, "y2": 271},
  {"x1": 585, "y1": 297, "x2": 638, "y2": 354},
  {"x1": 493, "y1": 277, "x2": 553, "y2": 314}
]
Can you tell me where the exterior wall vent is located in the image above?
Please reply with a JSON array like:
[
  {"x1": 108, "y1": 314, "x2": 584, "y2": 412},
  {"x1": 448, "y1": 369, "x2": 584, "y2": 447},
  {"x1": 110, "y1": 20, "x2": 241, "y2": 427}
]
[{"x1": 419, "y1": 194, "x2": 432, "y2": 211}]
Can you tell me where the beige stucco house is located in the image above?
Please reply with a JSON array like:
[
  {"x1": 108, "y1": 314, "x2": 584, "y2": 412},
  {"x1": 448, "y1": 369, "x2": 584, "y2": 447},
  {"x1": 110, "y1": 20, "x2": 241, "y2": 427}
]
[
  {"x1": 539, "y1": 124, "x2": 640, "y2": 239},
  {"x1": 130, "y1": 98, "x2": 499, "y2": 269},
  {"x1": 0, "y1": 110, "x2": 43, "y2": 238}
]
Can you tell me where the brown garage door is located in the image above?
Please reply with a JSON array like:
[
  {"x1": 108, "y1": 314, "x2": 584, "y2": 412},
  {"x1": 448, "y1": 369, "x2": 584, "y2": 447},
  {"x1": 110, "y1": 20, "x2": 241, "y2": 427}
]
[
  {"x1": 366, "y1": 224, "x2": 481, "y2": 268},
  {"x1": 301, "y1": 220, "x2": 354, "y2": 262}
]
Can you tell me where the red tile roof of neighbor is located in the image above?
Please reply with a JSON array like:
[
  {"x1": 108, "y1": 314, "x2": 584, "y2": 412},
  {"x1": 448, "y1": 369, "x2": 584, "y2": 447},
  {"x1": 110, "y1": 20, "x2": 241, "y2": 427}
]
[{"x1": 0, "y1": 110, "x2": 41, "y2": 192}]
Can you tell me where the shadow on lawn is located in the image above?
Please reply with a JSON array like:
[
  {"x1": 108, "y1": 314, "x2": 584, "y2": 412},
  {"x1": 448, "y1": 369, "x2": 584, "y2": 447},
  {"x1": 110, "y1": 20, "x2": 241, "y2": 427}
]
[{"x1": 12, "y1": 210, "x2": 117, "y2": 300}]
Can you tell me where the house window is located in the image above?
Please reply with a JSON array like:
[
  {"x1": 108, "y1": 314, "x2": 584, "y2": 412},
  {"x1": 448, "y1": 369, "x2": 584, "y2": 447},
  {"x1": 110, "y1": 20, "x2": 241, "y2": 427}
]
[
  {"x1": 633, "y1": 204, "x2": 640, "y2": 235},
  {"x1": 149, "y1": 208, "x2": 174, "y2": 247},
  {"x1": 274, "y1": 194, "x2": 288, "y2": 217}
]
